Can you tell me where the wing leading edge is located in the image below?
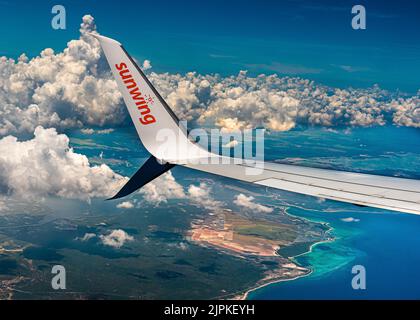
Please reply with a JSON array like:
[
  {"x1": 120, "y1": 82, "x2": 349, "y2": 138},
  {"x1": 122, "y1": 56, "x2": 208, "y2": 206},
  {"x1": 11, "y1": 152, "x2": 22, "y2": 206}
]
[{"x1": 93, "y1": 33, "x2": 420, "y2": 215}]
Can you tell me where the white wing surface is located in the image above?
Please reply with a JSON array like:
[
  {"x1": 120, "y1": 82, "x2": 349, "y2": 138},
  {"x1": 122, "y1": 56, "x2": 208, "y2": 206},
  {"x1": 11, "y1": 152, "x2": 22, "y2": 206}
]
[{"x1": 185, "y1": 162, "x2": 420, "y2": 215}]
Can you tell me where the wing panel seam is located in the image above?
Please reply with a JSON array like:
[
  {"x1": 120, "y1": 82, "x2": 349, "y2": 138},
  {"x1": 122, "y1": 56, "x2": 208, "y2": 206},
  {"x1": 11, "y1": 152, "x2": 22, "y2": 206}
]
[
  {"x1": 240, "y1": 164, "x2": 420, "y2": 194},
  {"x1": 255, "y1": 177, "x2": 420, "y2": 205}
]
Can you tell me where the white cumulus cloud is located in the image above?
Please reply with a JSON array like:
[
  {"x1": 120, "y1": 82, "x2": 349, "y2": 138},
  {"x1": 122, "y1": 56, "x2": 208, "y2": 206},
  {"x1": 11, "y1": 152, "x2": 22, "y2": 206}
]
[
  {"x1": 81, "y1": 128, "x2": 95, "y2": 134},
  {"x1": 187, "y1": 182, "x2": 222, "y2": 210},
  {"x1": 222, "y1": 139, "x2": 239, "y2": 148},
  {"x1": 341, "y1": 217, "x2": 360, "y2": 223},
  {"x1": 0, "y1": 126, "x2": 127, "y2": 200},
  {"x1": 142, "y1": 59, "x2": 152, "y2": 70},
  {"x1": 80, "y1": 128, "x2": 114, "y2": 135},
  {"x1": 76, "y1": 233, "x2": 97, "y2": 241},
  {"x1": 233, "y1": 193, "x2": 273, "y2": 213},
  {"x1": 0, "y1": 15, "x2": 127, "y2": 136},
  {"x1": 116, "y1": 201, "x2": 134, "y2": 209},
  {"x1": 99, "y1": 229, "x2": 134, "y2": 248},
  {"x1": 140, "y1": 171, "x2": 186, "y2": 204},
  {"x1": 139, "y1": 171, "x2": 222, "y2": 210}
]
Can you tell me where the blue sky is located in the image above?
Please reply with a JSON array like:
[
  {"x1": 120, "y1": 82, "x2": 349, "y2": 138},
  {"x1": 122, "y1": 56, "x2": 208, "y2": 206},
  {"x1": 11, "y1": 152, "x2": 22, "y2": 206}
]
[{"x1": 0, "y1": 0, "x2": 419, "y2": 93}]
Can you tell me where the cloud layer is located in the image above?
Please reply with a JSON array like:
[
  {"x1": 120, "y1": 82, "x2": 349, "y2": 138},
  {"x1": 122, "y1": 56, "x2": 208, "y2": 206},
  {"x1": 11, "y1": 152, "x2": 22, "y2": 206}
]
[
  {"x1": 158, "y1": 73, "x2": 419, "y2": 131},
  {"x1": 0, "y1": 15, "x2": 418, "y2": 137},
  {"x1": 0, "y1": 126, "x2": 127, "y2": 200}
]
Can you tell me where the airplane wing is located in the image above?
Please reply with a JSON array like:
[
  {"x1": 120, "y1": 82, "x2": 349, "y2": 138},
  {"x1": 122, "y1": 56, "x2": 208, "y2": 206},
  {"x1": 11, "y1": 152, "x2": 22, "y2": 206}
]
[
  {"x1": 92, "y1": 33, "x2": 420, "y2": 215},
  {"x1": 185, "y1": 162, "x2": 420, "y2": 215}
]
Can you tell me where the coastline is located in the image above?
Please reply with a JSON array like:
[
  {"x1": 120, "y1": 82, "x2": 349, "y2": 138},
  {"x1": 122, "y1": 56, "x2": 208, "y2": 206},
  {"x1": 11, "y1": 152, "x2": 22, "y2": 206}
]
[
  {"x1": 236, "y1": 268, "x2": 313, "y2": 300},
  {"x1": 237, "y1": 236, "x2": 335, "y2": 300},
  {"x1": 236, "y1": 211, "x2": 335, "y2": 300},
  {"x1": 193, "y1": 204, "x2": 336, "y2": 301}
]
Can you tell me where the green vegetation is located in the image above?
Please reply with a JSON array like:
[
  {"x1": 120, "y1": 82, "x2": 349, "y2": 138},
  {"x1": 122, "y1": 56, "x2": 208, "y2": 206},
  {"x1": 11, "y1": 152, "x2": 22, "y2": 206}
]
[
  {"x1": 278, "y1": 241, "x2": 314, "y2": 258},
  {"x1": 234, "y1": 224, "x2": 298, "y2": 242},
  {"x1": 226, "y1": 213, "x2": 298, "y2": 242}
]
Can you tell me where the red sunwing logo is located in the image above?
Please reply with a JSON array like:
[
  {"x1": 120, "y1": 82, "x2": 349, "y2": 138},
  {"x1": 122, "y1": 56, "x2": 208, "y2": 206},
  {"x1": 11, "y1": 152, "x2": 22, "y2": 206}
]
[{"x1": 115, "y1": 62, "x2": 156, "y2": 125}]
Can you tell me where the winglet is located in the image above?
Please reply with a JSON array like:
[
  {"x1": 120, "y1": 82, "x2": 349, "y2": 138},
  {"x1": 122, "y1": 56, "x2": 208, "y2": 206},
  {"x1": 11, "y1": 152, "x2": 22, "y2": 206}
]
[
  {"x1": 94, "y1": 33, "x2": 214, "y2": 164},
  {"x1": 89, "y1": 33, "x2": 121, "y2": 46}
]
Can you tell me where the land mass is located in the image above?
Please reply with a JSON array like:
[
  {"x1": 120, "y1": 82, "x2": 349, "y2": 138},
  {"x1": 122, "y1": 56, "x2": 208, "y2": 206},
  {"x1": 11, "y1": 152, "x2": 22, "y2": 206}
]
[
  {"x1": 0, "y1": 197, "x2": 331, "y2": 300},
  {"x1": 188, "y1": 209, "x2": 332, "y2": 299}
]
